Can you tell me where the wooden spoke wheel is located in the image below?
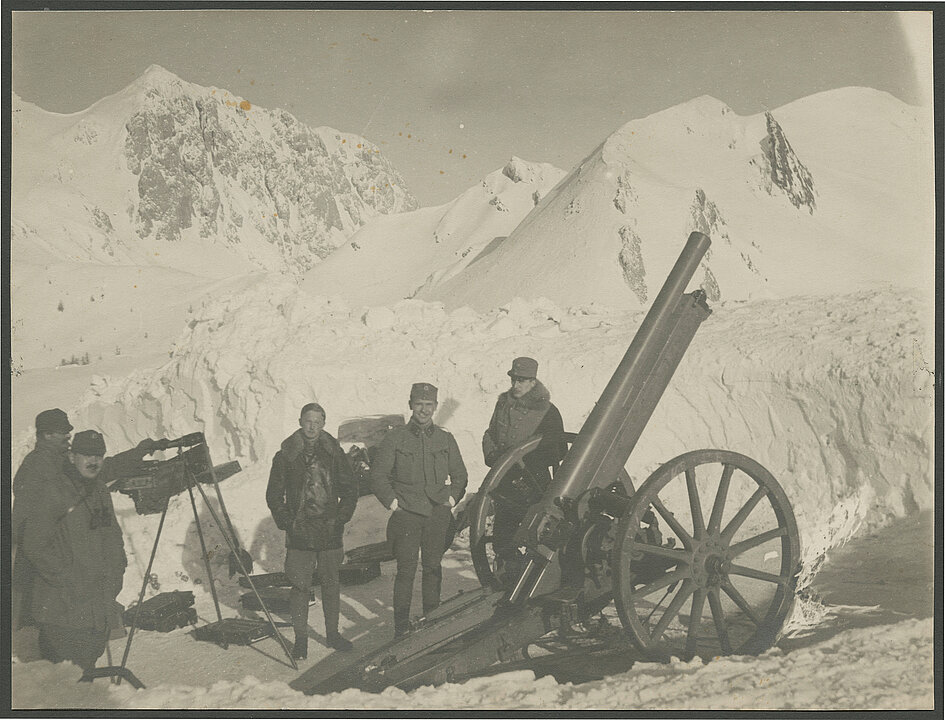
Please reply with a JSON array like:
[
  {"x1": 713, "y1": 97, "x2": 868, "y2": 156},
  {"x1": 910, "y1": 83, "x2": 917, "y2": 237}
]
[
  {"x1": 613, "y1": 450, "x2": 801, "y2": 660},
  {"x1": 469, "y1": 433, "x2": 633, "y2": 589}
]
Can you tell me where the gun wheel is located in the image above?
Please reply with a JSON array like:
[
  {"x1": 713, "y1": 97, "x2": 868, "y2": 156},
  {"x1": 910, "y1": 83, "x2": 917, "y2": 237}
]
[
  {"x1": 470, "y1": 433, "x2": 632, "y2": 589},
  {"x1": 613, "y1": 450, "x2": 801, "y2": 661}
]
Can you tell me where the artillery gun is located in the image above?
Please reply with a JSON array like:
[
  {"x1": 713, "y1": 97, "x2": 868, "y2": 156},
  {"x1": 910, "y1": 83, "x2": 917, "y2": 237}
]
[{"x1": 292, "y1": 232, "x2": 801, "y2": 694}]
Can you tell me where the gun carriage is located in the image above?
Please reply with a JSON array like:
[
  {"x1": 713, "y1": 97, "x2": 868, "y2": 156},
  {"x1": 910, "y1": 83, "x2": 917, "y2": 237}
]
[{"x1": 294, "y1": 232, "x2": 800, "y2": 693}]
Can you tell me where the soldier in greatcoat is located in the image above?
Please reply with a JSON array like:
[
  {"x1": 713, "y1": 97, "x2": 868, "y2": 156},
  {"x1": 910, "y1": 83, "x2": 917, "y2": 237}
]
[
  {"x1": 482, "y1": 357, "x2": 567, "y2": 584},
  {"x1": 18, "y1": 430, "x2": 128, "y2": 673},
  {"x1": 12, "y1": 409, "x2": 74, "y2": 632}
]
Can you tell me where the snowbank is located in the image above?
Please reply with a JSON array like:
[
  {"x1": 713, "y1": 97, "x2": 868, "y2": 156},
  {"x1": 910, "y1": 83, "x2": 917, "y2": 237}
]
[{"x1": 13, "y1": 281, "x2": 931, "y2": 615}]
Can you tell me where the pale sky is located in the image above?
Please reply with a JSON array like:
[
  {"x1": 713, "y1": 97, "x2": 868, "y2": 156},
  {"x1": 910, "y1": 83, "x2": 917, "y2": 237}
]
[{"x1": 11, "y1": 9, "x2": 930, "y2": 206}]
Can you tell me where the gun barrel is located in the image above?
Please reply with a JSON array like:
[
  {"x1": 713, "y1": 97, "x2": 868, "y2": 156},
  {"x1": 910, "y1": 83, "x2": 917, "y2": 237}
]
[
  {"x1": 515, "y1": 232, "x2": 712, "y2": 572},
  {"x1": 550, "y1": 230, "x2": 710, "y2": 500}
]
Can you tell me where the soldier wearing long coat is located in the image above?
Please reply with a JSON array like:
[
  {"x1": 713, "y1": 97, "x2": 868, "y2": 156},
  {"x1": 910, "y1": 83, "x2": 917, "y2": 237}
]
[
  {"x1": 18, "y1": 430, "x2": 127, "y2": 672},
  {"x1": 11, "y1": 409, "x2": 74, "y2": 632},
  {"x1": 481, "y1": 357, "x2": 567, "y2": 583}
]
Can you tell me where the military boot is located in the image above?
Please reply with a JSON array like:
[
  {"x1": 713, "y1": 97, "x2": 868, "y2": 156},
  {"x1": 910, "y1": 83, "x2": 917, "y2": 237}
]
[
  {"x1": 393, "y1": 609, "x2": 410, "y2": 639},
  {"x1": 291, "y1": 632, "x2": 308, "y2": 660}
]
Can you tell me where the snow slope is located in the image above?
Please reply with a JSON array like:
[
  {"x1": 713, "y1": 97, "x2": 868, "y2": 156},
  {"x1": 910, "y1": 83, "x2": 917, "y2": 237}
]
[
  {"x1": 299, "y1": 157, "x2": 566, "y2": 306},
  {"x1": 10, "y1": 261, "x2": 269, "y2": 371},
  {"x1": 449, "y1": 88, "x2": 930, "y2": 309}
]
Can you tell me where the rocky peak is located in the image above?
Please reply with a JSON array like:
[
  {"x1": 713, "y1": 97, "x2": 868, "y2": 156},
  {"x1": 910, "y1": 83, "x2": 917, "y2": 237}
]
[
  {"x1": 754, "y1": 112, "x2": 816, "y2": 214},
  {"x1": 121, "y1": 68, "x2": 418, "y2": 272},
  {"x1": 502, "y1": 156, "x2": 558, "y2": 185},
  {"x1": 138, "y1": 64, "x2": 186, "y2": 87}
]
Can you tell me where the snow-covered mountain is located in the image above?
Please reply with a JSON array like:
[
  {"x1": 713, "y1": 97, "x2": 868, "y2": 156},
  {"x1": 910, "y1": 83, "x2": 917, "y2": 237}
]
[
  {"x1": 300, "y1": 156, "x2": 566, "y2": 306},
  {"x1": 300, "y1": 89, "x2": 930, "y2": 313},
  {"x1": 11, "y1": 65, "x2": 417, "y2": 277},
  {"x1": 418, "y1": 90, "x2": 932, "y2": 311}
]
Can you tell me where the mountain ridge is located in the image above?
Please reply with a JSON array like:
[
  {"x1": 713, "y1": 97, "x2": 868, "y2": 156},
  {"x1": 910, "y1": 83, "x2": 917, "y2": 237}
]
[
  {"x1": 414, "y1": 87, "x2": 930, "y2": 311},
  {"x1": 12, "y1": 65, "x2": 419, "y2": 276}
]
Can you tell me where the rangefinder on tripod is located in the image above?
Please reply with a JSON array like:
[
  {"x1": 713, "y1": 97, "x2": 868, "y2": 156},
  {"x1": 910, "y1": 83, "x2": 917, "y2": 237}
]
[
  {"x1": 153, "y1": 432, "x2": 206, "y2": 452},
  {"x1": 111, "y1": 433, "x2": 239, "y2": 516}
]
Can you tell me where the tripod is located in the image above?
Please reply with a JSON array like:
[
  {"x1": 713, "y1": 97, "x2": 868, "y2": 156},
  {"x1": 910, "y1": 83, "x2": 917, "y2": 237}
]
[{"x1": 83, "y1": 440, "x2": 297, "y2": 688}]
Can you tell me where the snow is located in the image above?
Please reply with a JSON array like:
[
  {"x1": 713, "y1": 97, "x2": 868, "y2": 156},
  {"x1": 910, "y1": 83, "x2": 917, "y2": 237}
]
[
  {"x1": 8, "y1": 73, "x2": 936, "y2": 710},
  {"x1": 11, "y1": 616, "x2": 934, "y2": 709}
]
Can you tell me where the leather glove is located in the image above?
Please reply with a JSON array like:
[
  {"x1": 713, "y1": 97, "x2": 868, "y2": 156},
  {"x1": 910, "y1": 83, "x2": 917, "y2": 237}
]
[{"x1": 135, "y1": 438, "x2": 159, "y2": 457}]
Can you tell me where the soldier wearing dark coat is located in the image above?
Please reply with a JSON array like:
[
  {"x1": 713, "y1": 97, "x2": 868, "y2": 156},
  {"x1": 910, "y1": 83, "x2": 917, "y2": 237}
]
[
  {"x1": 17, "y1": 430, "x2": 128, "y2": 673},
  {"x1": 267, "y1": 403, "x2": 358, "y2": 658},
  {"x1": 11, "y1": 409, "x2": 74, "y2": 632},
  {"x1": 482, "y1": 357, "x2": 567, "y2": 584},
  {"x1": 371, "y1": 383, "x2": 468, "y2": 637}
]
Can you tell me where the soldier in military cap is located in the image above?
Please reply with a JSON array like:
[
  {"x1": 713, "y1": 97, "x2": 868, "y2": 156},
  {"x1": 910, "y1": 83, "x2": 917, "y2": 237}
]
[
  {"x1": 371, "y1": 383, "x2": 468, "y2": 637},
  {"x1": 17, "y1": 430, "x2": 130, "y2": 673},
  {"x1": 13, "y1": 409, "x2": 73, "y2": 497},
  {"x1": 482, "y1": 357, "x2": 567, "y2": 585},
  {"x1": 11, "y1": 409, "x2": 74, "y2": 632}
]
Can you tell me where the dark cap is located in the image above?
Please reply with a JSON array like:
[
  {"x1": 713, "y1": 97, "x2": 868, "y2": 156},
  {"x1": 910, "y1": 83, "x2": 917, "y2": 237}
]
[
  {"x1": 507, "y1": 357, "x2": 538, "y2": 379},
  {"x1": 410, "y1": 382, "x2": 438, "y2": 402},
  {"x1": 71, "y1": 430, "x2": 106, "y2": 457},
  {"x1": 36, "y1": 408, "x2": 73, "y2": 434}
]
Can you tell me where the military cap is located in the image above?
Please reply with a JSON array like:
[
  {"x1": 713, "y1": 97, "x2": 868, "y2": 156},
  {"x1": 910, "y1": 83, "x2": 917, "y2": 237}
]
[
  {"x1": 507, "y1": 357, "x2": 539, "y2": 379},
  {"x1": 410, "y1": 382, "x2": 438, "y2": 402},
  {"x1": 71, "y1": 429, "x2": 107, "y2": 456},
  {"x1": 35, "y1": 408, "x2": 73, "y2": 434}
]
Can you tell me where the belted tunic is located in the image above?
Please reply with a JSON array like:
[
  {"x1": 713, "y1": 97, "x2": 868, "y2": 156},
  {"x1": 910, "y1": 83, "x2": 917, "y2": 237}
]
[{"x1": 371, "y1": 418, "x2": 468, "y2": 516}]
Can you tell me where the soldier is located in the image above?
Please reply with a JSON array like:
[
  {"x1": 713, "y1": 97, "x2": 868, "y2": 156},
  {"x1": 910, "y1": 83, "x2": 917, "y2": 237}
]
[
  {"x1": 267, "y1": 403, "x2": 358, "y2": 659},
  {"x1": 482, "y1": 357, "x2": 567, "y2": 585},
  {"x1": 371, "y1": 383, "x2": 468, "y2": 638},
  {"x1": 12, "y1": 408, "x2": 74, "y2": 632},
  {"x1": 17, "y1": 430, "x2": 129, "y2": 673}
]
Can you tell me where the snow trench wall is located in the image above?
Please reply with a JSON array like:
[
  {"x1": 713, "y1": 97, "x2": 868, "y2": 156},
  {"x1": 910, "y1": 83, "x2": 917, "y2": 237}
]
[{"x1": 43, "y1": 281, "x2": 934, "y2": 558}]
